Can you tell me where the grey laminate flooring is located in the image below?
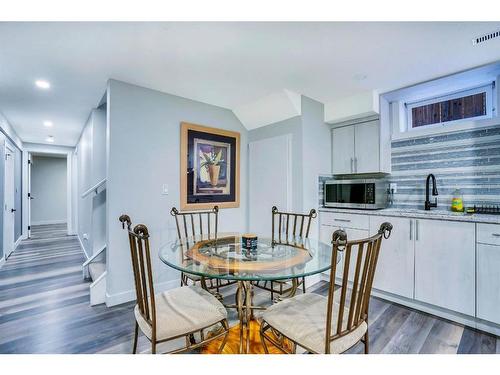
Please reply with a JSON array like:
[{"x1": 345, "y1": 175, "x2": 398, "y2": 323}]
[{"x1": 0, "y1": 224, "x2": 498, "y2": 354}]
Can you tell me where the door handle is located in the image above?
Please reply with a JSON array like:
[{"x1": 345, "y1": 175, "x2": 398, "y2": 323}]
[
  {"x1": 11, "y1": 208, "x2": 16, "y2": 213},
  {"x1": 334, "y1": 218, "x2": 351, "y2": 223}
]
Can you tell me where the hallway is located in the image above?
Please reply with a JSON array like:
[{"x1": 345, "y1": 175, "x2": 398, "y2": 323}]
[{"x1": 0, "y1": 224, "x2": 136, "y2": 353}]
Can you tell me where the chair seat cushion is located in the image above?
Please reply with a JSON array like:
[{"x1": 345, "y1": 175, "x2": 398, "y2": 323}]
[
  {"x1": 262, "y1": 293, "x2": 367, "y2": 353},
  {"x1": 134, "y1": 285, "x2": 227, "y2": 341}
]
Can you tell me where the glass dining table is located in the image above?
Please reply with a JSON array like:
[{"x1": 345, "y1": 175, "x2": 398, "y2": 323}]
[{"x1": 158, "y1": 232, "x2": 336, "y2": 353}]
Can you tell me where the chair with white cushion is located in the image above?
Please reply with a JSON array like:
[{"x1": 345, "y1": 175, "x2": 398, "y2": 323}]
[
  {"x1": 260, "y1": 222, "x2": 393, "y2": 354},
  {"x1": 253, "y1": 206, "x2": 317, "y2": 300},
  {"x1": 170, "y1": 206, "x2": 236, "y2": 292},
  {"x1": 119, "y1": 215, "x2": 229, "y2": 354}
]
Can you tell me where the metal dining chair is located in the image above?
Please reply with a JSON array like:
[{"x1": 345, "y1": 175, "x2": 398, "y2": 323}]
[
  {"x1": 170, "y1": 206, "x2": 236, "y2": 292},
  {"x1": 253, "y1": 206, "x2": 317, "y2": 300},
  {"x1": 119, "y1": 214, "x2": 229, "y2": 354},
  {"x1": 260, "y1": 222, "x2": 393, "y2": 354}
]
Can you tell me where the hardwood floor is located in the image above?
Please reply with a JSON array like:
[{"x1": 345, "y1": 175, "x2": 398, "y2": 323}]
[{"x1": 1, "y1": 224, "x2": 499, "y2": 354}]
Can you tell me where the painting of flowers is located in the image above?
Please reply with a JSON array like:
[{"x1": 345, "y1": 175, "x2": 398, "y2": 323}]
[
  {"x1": 180, "y1": 122, "x2": 240, "y2": 210},
  {"x1": 194, "y1": 139, "x2": 231, "y2": 195}
]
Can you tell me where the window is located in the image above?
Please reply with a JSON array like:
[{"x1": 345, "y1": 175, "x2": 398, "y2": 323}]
[{"x1": 406, "y1": 83, "x2": 494, "y2": 130}]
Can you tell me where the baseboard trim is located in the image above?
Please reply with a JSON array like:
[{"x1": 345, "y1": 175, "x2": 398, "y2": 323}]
[
  {"x1": 320, "y1": 272, "x2": 500, "y2": 336},
  {"x1": 31, "y1": 220, "x2": 67, "y2": 226},
  {"x1": 105, "y1": 279, "x2": 179, "y2": 307},
  {"x1": 77, "y1": 235, "x2": 91, "y2": 260},
  {"x1": 14, "y1": 236, "x2": 22, "y2": 250}
]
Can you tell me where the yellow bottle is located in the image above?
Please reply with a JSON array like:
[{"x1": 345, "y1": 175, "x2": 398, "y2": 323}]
[{"x1": 451, "y1": 188, "x2": 464, "y2": 212}]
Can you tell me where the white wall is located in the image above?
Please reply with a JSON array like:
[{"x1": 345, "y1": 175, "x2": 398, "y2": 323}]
[
  {"x1": 248, "y1": 116, "x2": 303, "y2": 213},
  {"x1": 76, "y1": 114, "x2": 94, "y2": 257},
  {"x1": 105, "y1": 79, "x2": 248, "y2": 306},
  {"x1": 301, "y1": 96, "x2": 331, "y2": 235},
  {"x1": 75, "y1": 105, "x2": 107, "y2": 259},
  {"x1": 31, "y1": 156, "x2": 67, "y2": 225},
  {"x1": 247, "y1": 95, "x2": 330, "y2": 241},
  {"x1": 325, "y1": 90, "x2": 379, "y2": 124}
]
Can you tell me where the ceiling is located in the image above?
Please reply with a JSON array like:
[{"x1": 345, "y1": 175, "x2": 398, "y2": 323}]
[{"x1": 1, "y1": 22, "x2": 500, "y2": 146}]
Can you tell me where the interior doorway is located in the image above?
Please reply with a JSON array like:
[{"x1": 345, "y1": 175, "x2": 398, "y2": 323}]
[
  {"x1": 3, "y1": 144, "x2": 16, "y2": 259},
  {"x1": 28, "y1": 153, "x2": 69, "y2": 237}
]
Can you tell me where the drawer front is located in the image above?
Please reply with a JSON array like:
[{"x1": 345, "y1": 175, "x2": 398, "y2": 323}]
[
  {"x1": 320, "y1": 212, "x2": 369, "y2": 230},
  {"x1": 477, "y1": 223, "x2": 500, "y2": 246}
]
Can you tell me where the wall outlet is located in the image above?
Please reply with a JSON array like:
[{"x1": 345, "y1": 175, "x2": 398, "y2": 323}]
[
  {"x1": 389, "y1": 183, "x2": 397, "y2": 193},
  {"x1": 83, "y1": 233, "x2": 88, "y2": 240},
  {"x1": 162, "y1": 184, "x2": 169, "y2": 195}
]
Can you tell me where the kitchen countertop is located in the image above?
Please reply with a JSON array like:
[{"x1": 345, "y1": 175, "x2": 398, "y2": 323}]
[{"x1": 318, "y1": 207, "x2": 500, "y2": 225}]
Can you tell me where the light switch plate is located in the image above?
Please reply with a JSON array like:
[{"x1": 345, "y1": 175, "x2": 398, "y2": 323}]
[{"x1": 162, "y1": 184, "x2": 169, "y2": 195}]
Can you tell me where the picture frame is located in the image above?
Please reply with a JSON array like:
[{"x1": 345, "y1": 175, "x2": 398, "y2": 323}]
[{"x1": 180, "y1": 122, "x2": 240, "y2": 210}]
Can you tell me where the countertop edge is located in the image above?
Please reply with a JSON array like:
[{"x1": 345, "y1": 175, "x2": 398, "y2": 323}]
[{"x1": 318, "y1": 207, "x2": 500, "y2": 225}]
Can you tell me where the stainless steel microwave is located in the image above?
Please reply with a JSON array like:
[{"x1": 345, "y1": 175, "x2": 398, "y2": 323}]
[{"x1": 324, "y1": 179, "x2": 388, "y2": 210}]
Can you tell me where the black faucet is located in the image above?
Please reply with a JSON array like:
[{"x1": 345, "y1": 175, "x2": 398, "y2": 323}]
[{"x1": 424, "y1": 174, "x2": 439, "y2": 210}]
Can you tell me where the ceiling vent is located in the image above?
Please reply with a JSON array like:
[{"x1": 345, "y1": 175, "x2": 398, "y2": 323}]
[{"x1": 472, "y1": 30, "x2": 500, "y2": 45}]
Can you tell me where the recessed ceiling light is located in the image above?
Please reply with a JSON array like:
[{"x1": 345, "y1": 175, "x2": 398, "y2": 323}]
[
  {"x1": 35, "y1": 80, "x2": 50, "y2": 89},
  {"x1": 46, "y1": 136, "x2": 54, "y2": 143},
  {"x1": 43, "y1": 120, "x2": 53, "y2": 127}
]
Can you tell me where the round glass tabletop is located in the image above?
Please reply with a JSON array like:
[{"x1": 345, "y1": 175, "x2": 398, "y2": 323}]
[{"x1": 158, "y1": 232, "x2": 338, "y2": 282}]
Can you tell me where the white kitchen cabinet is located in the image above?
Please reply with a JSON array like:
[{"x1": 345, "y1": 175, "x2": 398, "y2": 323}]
[
  {"x1": 331, "y1": 120, "x2": 380, "y2": 175},
  {"x1": 331, "y1": 125, "x2": 355, "y2": 174},
  {"x1": 354, "y1": 120, "x2": 380, "y2": 174},
  {"x1": 414, "y1": 219, "x2": 475, "y2": 316},
  {"x1": 369, "y1": 216, "x2": 414, "y2": 299},
  {"x1": 477, "y1": 243, "x2": 500, "y2": 325},
  {"x1": 320, "y1": 223, "x2": 369, "y2": 282}
]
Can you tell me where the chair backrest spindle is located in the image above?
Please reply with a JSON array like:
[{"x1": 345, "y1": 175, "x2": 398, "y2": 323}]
[
  {"x1": 271, "y1": 206, "x2": 317, "y2": 243},
  {"x1": 170, "y1": 206, "x2": 219, "y2": 242},
  {"x1": 324, "y1": 222, "x2": 392, "y2": 353},
  {"x1": 119, "y1": 215, "x2": 157, "y2": 332}
]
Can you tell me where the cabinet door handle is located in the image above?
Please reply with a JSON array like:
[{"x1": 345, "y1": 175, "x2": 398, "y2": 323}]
[
  {"x1": 410, "y1": 220, "x2": 413, "y2": 240},
  {"x1": 492, "y1": 233, "x2": 500, "y2": 237},
  {"x1": 350, "y1": 158, "x2": 354, "y2": 173},
  {"x1": 416, "y1": 220, "x2": 419, "y2": 241},
  {"x1": 334, "y1": 219, "x2": 351, "y2": 223},
  {"x1": 354, "y1": 157, "x2": 358, "y2": 172}
]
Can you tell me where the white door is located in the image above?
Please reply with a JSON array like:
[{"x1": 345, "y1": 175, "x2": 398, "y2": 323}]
[
  {"x1": 331, "y1": 126, "x2": 355, "y2": 174},
  {"x1": 477, "y1": 243, "x2": 500, "y2": 325},
  {"x1": 3, "y1": 146, "x2": 16, "y2": 258},
  {"x1": 249, "y1": 135, "x2": 291, "y2": 237},
  {"x1": 370, "y1": 216, "x2": 415, "y2": 298},
  {"x1": 354, "y1": 120, "x2": 380, "y2": 174},
  {"x1": 414, "y1": 219, "x2": 475, "y2": 316}
]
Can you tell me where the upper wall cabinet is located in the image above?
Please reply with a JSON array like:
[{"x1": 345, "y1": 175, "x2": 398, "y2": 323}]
[{"x1": 331, "y1": 119, "x2": 383, "y2": 175}]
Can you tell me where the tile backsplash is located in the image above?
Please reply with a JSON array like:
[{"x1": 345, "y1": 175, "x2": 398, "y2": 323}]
[
  {"x1": 318, "y1": 124, "x2": 500, "y2": 211},
  {"x1": 390, "y1": 125, "x2": 500, "y2": 210}
]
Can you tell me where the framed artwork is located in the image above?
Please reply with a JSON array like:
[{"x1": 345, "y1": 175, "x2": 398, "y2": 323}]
[{"x1": 180, "y1": 122, "x2": 240, "y2": 210}]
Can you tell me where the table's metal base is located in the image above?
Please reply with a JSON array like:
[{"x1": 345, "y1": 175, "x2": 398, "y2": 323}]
[
  {"x1": 201, "y1": 277, "x2": 299, "y2": 353},
  {"x1": 233, "y1": 279, "x2": 298, "y2": 353}
]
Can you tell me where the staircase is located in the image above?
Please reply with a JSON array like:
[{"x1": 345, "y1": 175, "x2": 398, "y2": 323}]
[{"x1": 83, "y1": 245, "x2": 107, "y2": 305}]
